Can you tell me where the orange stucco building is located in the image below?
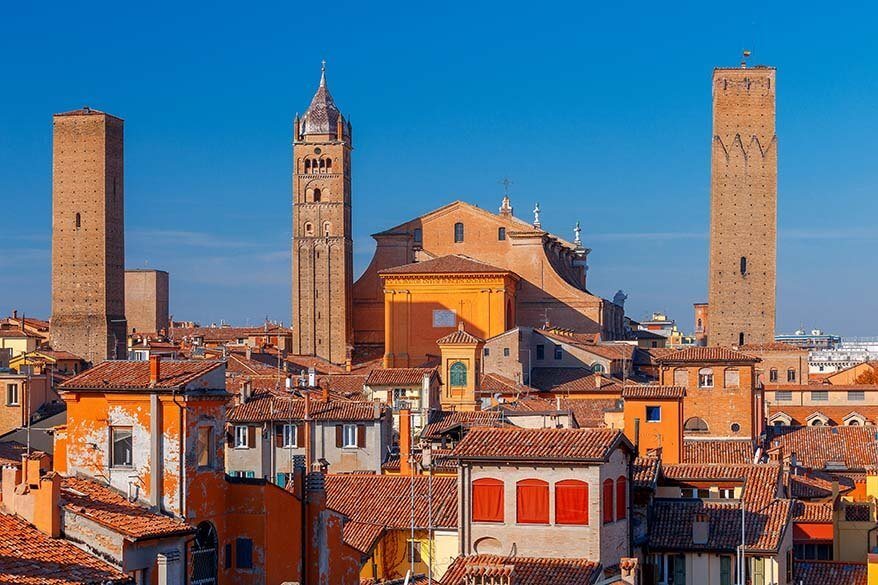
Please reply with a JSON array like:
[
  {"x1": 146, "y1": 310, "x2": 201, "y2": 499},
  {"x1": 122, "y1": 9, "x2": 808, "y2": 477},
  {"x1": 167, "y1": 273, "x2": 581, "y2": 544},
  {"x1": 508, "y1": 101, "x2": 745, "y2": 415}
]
[
  {"x1": 622, "y1": 385, "x2": 685, "y2": 464},
  {"x1": 379, "y1": 254, "x2": 517, "y2": 369}
]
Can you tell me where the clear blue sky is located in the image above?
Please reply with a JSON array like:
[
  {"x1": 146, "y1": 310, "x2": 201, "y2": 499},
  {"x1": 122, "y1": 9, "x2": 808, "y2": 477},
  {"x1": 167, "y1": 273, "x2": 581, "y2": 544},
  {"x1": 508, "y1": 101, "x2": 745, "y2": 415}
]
[{"x1": 2, "y1": 1, "x2": 877, "y2": 335}]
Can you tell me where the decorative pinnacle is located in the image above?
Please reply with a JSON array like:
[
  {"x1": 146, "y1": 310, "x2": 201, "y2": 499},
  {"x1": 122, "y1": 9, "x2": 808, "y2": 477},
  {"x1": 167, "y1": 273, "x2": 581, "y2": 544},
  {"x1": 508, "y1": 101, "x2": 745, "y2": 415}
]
[
  {"x1": 533, "y1": 202, "x2": 541, "y2": 229},
  {"x1": 574, "y1": 221, "x2": 582, "y2": 247},
  {"x1": 320, "y1": 59, "x2": 327, "y2": 87}
]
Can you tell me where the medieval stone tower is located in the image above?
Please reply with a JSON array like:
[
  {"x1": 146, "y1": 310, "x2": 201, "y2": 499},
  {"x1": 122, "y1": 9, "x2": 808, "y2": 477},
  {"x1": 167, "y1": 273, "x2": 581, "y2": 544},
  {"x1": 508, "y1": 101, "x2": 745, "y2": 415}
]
[
  {"x1": 291, "y1": 64, "x2": 353, "y2": 364},
  {"x1": 707, "y1": 63, "x2": 777, "y2": 347},
  {"x1": 51, "y1": 108, "x2": 127, "y2": 364}
]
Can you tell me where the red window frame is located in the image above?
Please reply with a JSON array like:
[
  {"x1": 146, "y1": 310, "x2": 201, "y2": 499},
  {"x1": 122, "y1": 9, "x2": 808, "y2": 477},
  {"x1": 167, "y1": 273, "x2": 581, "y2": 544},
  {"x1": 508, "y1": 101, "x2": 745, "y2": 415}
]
[
  {"x1": 555, "y1": 479, "x2": 589, "y2": 525},
  {"x1": 516, "y1": 479, "x2": 550, "y2": 524},
  {"x1": 602, "y1": 478, "x2": 614, "y2": 523},
  {"x1": 615, "y1": 476, "x2": 627, "y2": 520},
  {"x1": 472, "y1": 478, "x2": 504, "y2": 523}
]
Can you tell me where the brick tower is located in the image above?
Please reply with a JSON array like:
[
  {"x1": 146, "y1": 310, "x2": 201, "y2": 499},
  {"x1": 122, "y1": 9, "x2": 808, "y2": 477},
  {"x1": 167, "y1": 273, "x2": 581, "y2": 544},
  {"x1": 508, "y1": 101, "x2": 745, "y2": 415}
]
[
  {"x1": 51, "y1": 108, "x2": 127, "y2": 364},
  {"x1": 707, "y1": 63, "x2": 777, "y2": 347},
  {"x1": 291, "y1": 64, "x2": 353, "y2": 364}
]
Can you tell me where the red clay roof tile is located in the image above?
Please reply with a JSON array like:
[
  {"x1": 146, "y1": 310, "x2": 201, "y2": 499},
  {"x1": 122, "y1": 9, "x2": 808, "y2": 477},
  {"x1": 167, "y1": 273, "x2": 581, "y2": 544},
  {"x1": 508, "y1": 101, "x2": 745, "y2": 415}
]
[
  {"x1": 441, "y1": 555, "x2": 600, "y2": 585},
  {"x1": 452, "y1": 427, "x2": 626, "y2": 462},
  {"x1": 60, "y1": 360, "x2": 224, "y2": 391}
]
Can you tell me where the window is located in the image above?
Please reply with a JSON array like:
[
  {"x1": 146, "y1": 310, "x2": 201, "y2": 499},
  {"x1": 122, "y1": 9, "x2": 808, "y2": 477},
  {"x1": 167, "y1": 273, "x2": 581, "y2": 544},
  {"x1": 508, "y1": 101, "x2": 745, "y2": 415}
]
[
  {"x1": 794, "y1": 542, "x2": 832, "y2": 560},
  {"x1": 769, "y1": 368, "x2": 778, "y2": 383},
  {"x1": 234, "y1": 425, "x2": 250, "y2": 448},
  {"x1": 413, "y1": 228, "x2": 422, "y2": 243},
  {"x1": 6, "y1": 384, "x2": 19, "y2": 406},
  {"x1": 536, "y1": 344, "x2": 545, "y2": 360},
  {"x1": 724, "y1": 369, "x2": 739, "y2": 388},
  {"x1": 454, "y1": 222, "x2": 464, "y2": 243},
  {"x1": 730, "y1": 422, "x2": 741, "y2": 433},
  {"x1": 450, "y1": 362, "x2": 467, "y2": 387},
  {"x1": 342, "y1": 424, "x2": 357, "y2": 448},
  {"x1": 472, "y1": 478, "x2": 504, "y2": 522},
  {"x1": 503, "y1": 347, "x2": 510, "y2": 357},
  {"x1": 602, "y1": 479, "x2": 614, "y2": 523},
  {"x1": 775, "y1": 391, "x2": 792, "y2": 401},
  {"x1": 407, "y1": 540, "x2": 423, "y2": 564},
  {"x1": 276, "y1": 472, "x2": 293, "y2": 488},
  {"x1": 646, "y1": 406, "x2": 661, "y2": 422},
  {"x1": 811, "y1": 391, "x2": 828, "y2": 402},
  {"x1": 554, "y1": 344, "x2": 563, "y2": 360},
  {"x1": 313, "y1": 188, "x2": 321, "y2": 202},
  {"x1": 322, "y1": 222, "x2": 331, "y2": 237},
  {"x1": 673, "y1": 369, "x2": 688, "y2": 386},
  {"x1": 720, "y1": 555, "x2": 732, "y2": 585},
  {"x1": 615, "y1": 477, "x2": 627, "y2": 520},
  {"x1": 740, "y1": 256, "x2": 747, "y2": 275},
  {"x1": 739, "y1": 332, "x2": 745, "y2": 346},
  {"x1": 304, "y1": 222, "x2": 314, "y2": 236},
  {"x1": 484, "y1": 348, "x2": 490, "y2": 357},
  {"x1": 196, "y1": 426, "x2": 214, "y2": 468},
  {"x1": 684, "y1": 417, "x2": 709, "y2": 432},
  {"x1": 282, "y1": 424, "x2": 297, "y2": 448},
  {"x1": 516, "y1": 479, "x2": 549, "y2": 524},
  {"x1": 75, "y1": 212, "x2": 81, "y2": 229},
  {"x1": 498, "y1": 227, "x2": 506, "y2": 241},
  {"x1": 110, "y1": 427, "x2": 133, "y2": 468},
  {"x1": 555, "y1": 480, "x2": 588, "y2": 525},
  {"x1": 235, "y1": 537, "x2": 253, "y2": 569},
  {"x1": 849, "y1": 390, "x2": 865, "y2": 401},
  {"x1": 698, "y1": 368, "x2": 714, "y2": 388},
  {"x1": 786, "y1": 369, "x2": 796, "y2": 383}
]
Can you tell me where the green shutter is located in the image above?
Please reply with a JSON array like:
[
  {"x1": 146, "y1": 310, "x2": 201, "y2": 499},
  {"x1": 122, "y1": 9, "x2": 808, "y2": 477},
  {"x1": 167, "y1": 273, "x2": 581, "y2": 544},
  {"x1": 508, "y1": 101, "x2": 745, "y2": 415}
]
[
  {"x1": 720, "y1": 556, "x2": 731, "y2": 585},
  {"x1": 245, "y1": 471, "x2": 255, "y2": 478},
  {"x1": 673, "y1": 555, "x2": 686, "y2": 585}
]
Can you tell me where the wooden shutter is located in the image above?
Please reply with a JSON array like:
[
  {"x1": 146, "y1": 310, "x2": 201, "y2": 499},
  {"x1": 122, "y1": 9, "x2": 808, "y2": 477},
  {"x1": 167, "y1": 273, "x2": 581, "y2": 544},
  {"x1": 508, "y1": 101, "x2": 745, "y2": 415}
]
[
  {"x1": 335, "y1": 425, "x2": 343, "y2": 448},
  {"x1": 225, "y1": 427, "x2": 234, "y2": 446},
  {"x1": 720, "y1": 556, "x2": 731, "y2": 585},
  {"x1": 297, "y1": 424, "x2": 305, "y2": 447},
  {"x1": 673, "y1": 555, "x2": 686, "y2": 585},
  {"x1": 247, "y1": 426, "x2": 256, "y2": 448},
  {"x1": 275, "y1": 425, "x2": 284, "y2": 448},
  {"x1": 357, "y1": 424, "x2": 366, "y2": 448},
  {"x1": 753, "y1": 558, "x2": 765, "y2": 585}
]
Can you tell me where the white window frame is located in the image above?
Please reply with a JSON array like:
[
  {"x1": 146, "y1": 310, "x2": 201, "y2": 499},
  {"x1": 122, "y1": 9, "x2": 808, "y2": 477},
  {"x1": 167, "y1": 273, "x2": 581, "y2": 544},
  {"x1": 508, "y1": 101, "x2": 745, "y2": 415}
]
[
  {"x1": 698, "y1": 369, "x2": 714, "y2": 388},
  {"x1": 645, "y1": 405, "x2": 661, "y2": 422},
  {"x1": 234, "y1": 425, "x2": 249, "y2": 448},
  {"x1": 110, "y1": 426, "x2": 133, "y2": 468},
  {"x1": 6, "y1": 384, "x2": 19, "y2": 406},
  {"x1": 282, "y1": 424, "x2": 297, "y2": 448},
  {"x1": 342, "y1": 423, "x2": 357, "y2": 448}
]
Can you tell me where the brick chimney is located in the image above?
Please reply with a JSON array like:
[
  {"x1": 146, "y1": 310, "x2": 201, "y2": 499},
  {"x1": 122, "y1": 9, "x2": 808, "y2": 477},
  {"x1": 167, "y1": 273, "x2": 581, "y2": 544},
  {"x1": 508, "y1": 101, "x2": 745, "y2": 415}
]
[
  {"x1": 149, "y1": 355, "x2": 162, "y2": 386},
  {"x1": 692, "y1": 511, "x2": 709, "y2": 545},
  {"x1": 399, "y1": 408, "x2": 413, "y2": 476}
]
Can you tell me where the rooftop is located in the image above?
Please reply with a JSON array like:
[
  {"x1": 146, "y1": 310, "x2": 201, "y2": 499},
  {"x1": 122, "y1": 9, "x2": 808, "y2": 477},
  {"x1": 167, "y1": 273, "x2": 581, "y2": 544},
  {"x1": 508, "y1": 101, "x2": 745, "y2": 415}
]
[
  {"x1": 59, "y1": 359, "x2": 224, "y2": 391},
  {"x1": 794, "y1": 561, "x2": 866, "y2": 585},
  {"x1": 227, "y1": 394, "x2": 382, "y2": 423},
  {"x1": 452, "y1": 427, "x2": 627, "y2": 463},
  {"x1": 682, "y1": 439, "x2": 754, "y2": 465},
  {"x1": 765, "y1": 426, "x2": 878, "y2": 471},
  {"x1": 441, "y1": 555, "x2": 600, "y2": 585},
  {"x1": 365, "y1": 368, "x2": 437, "y2": 387},
  {"x1": 622, "y1": 385, "x2": 686, "y2": 400},
  {"x1": 656, "y1": 346, "x2": 760, "y2": 364},
  {"x1": 379, "y1": 254, "x2": 511, "y2": 276}
]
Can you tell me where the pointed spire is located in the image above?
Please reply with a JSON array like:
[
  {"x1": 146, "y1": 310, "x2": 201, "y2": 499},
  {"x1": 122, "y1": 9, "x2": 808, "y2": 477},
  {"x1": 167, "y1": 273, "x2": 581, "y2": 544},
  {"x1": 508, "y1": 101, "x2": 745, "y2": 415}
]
[
  {"x1": 499, "y1": 177, "x2": 514, "y2": 216},
  {"x1": 300, "y1": 60, "x2": 347, "y2": 139},
  {"x1": 320, "y1": 59, "x2": 327, "y2": 87}
]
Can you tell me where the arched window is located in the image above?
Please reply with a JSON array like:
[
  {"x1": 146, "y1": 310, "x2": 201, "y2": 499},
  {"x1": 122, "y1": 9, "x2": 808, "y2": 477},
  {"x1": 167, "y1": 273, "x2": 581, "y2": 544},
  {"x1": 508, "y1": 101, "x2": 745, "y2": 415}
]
[
  {"x1": 313, "y1": 188, "x2": 321, "y2": 202},
  {"x1": 498, "y1": 227, "x2": 506, "y2": 241},
  {"x1": 602, "y1": 479, "x2": 614, "y2": 523},
  {"x1": 322, "y1": 222, "x2": 331, "y2": 237},
  {"x1": 697, "y1": 318, "x2": 703, "y2": 328},
  {"x1": 318, "y1": 158, "x2": 325, "y2": 171},
  {"x1": 740, "y1": 256, "x2": 747, "y2": 275},
  {"x1": 413, "y1": 228, "x2": 423, "y2": 243},
  {"x1": 472, "y1": 478, "x2": 504, "y2": 522},
  {"x1": 454, "y1": 222, "x2": 464, "y2": 243},
  {"x1": 673, "y1": 368, "x2": 688, "y2": 386},
  {"x1": 325, "y1": 158, "x2": 332, "y2": 171},
  {"x1": 684, "y1": 417, "x2": 709, "y2": 433},
  {"x1": 304, "y1": 222, "x2": 314, "y2": 236},
  {"x1": 555, "y1": 479, "x2": 588, "y2": 525},
  {"x1": 698, "y1": 368, "x2": 714, "y2": 388},
  {"x1": 592, "y1": 363, "x2": 605, "y2": 374},
  {"x1": 615, "y1": 476, "x2": 627, "y2": 520},
  {"x1": 191, "y1": 521, "x2": 218, "y2": 585},
  {"x1": 516, "y1": 479, "x2": 549, "y2": 524},
  {"x1": 786, "y1": 369, "x2": 796, "y2": 383},
  {"x1": 724, "y1": 368, "x2": 740, "y2": 388},
  {"x1": 450, "y1": 362, "x2": 467, "y2": 387},
  {"x1": 810, "y1": 419, "x2": 825, "y2": 427}
]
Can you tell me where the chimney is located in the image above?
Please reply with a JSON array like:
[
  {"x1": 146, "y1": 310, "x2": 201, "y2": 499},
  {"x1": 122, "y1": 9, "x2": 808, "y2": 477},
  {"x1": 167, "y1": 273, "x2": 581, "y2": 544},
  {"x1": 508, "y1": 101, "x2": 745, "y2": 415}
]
[
  {"x1": 149, "y1": 355, "x2": 162, "y2": 386},
  {"x1": 308, "y1": 367, "x2": 316, "y2": 388},
  {"x1": 304, "y1": 392, "x2": 313, "y2": 472},
  {"x1": 692, "y1": 512, "x2": 709, "y2": 545},
  {"x1": 245, "y1": 346, "x2": 252, "y2": 360},
  {"x1": 12, "y1": 309, "x2": 17, "y2": 319},
  {"x1": 291, "y1": 454, "x2": 306, "y2": 499},
  {"x1": 400, "y1": 408, "x2": 413, "y2": 476},
  {"x1": 241, "y1": 380, "x2": 252, "y2": 403},
  {"x1": 594, "y1": 371, "x2": 602, "y2": 388},
  {"x1": 285, "y1": 374, "x2": 292, "y2": 391},
  {"x1": 321, "y1": 381, "x2": 329, "y2": 402}
]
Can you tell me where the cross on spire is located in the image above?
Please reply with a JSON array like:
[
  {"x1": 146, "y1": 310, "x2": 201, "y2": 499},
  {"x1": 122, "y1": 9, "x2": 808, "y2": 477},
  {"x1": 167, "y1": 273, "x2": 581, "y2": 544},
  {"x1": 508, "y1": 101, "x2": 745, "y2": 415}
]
[
  {"x1": 320, "y1": 59, "x2": 327, "y2": 87},
  {"x1": 498, "y1": 177, "x2": 514, "y2": 216}
]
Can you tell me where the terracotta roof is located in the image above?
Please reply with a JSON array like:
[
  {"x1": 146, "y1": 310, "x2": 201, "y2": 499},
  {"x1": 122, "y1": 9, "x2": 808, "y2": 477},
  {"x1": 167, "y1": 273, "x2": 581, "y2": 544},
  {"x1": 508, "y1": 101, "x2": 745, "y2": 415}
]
[
  {"x1": 496, "y1": 396, "x2": 620, "y2": 428},
  {"x1": 662, "y1": 463, "x2": 782, "y2": 503},
  {"x1": 740, "y1": 343, "x2": 808, "y2": 353},
  {"x1": 683, "y1": 439, "x2": 754, "y2": 464},
  {"x1": 60, "y1": 360, "x2": 224, "y2": 391},
  {"x1": 171, "y1": 324, "x2": 291, "y2": 343},
  {"x1": 452, "y1": 427, "x2": 627, "y2": 462},
  {"x1": 788, "y1": 467, "x2": 855, "y2": 499},
  {"x1": 656, "y1": 347, "x2": 759, "y2": 364},
  {"x1": 382, "y1": 448, "x2": 455, "y2": 473},
  {"x1": 765, "y1": 426, "x2": 878, "y2": 471},
  {"x1": 536, "y1": 329, "x2": 635, "y2": 360},
  {"x1": 365, "y1": 368, "x2": 436, "y2": 387},
  {"x1": 61, "y1": 477, "x2": 195, "y2": 540},
  {"x1": 421, "y1": 410, "x2": 504, "y2": 440},
  {"x1": 343, "y1": 520, "x2": 386, "y2": 554},
  {"x1": 323, "y1": 475, "x2": 457, "y2": 552},
  {"x1": 441, "y1": 555, "x2": 600, "y2": 585},
  {"x1": 225, "y1": 353, "x2": 279, "y2": 375},
  {"x1": 379, "y1": 254, "x2": 510, "y2": 276},
  {"x1": 622, "y1": 385, "x2": 685, "y2": 399},
  {"x1": 633, "y1": 456, "x2": 661, "y2": 489},
  {"x1": 794, "y1": 561, "x2": 866, "y2": 585},
  {"x1": 228, "y1": 394, "x2": 383, "y2": 423},
  {"x1": 0, "y1": 441, "x2": 28, "y2": 467},
  {"x1": 317, "y1": 374, "x2": 369, "y2": 398},
  {"x1": 0, "y1": 512, "x2": 132, "y2": 584},
  {"x1": 436, "y1": 326, "x2": 483, "y2": 345},
  {"x1": 530, "y1": 368, "x2": 623, "y2": 394},
  {"x1": 768, "y1": 405, "x2": 878, "y2": 426},
  {"x1": 479, "y1": 373, "x2": 534, "y2": 396},
  {"x1": 792, "y1": 501, "x2": 834, "y2": 523}
]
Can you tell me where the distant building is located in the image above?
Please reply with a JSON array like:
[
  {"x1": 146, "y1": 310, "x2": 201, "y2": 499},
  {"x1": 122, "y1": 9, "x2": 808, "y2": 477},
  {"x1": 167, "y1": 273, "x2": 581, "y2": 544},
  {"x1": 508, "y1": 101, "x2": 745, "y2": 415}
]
[
  {"x1": 124, "y1": 269, "x2": 169, "y2": 334},
  {"x1": 775, "y1": 328, "x2": 842, "y2": 351}
]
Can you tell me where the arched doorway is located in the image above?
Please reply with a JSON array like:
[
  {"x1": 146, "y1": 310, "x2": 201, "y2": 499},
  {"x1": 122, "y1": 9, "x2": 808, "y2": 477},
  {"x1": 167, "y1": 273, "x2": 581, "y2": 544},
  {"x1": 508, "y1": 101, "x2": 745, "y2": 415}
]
[{"x1": 191, "y1": 521, "x2": 218, "y2": 585}]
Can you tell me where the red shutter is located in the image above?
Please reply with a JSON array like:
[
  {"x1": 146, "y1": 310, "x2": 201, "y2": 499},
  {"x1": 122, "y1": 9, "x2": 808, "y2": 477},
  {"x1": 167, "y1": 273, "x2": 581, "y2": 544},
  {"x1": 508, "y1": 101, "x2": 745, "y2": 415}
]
[
  {"x1": 275, "y1": 425, "x2": 284, "y2": 448},
  {"x1": 615, "y1": 476, "x2": 627, "y2": 520},
  {"x1": 603, "y1": 479, "x2": 615, "y2": 523},
  {"x1": 357, "y1": 424, "x2": 366, "y2": 448},
  {"x1": 247, "y1": 426, "x2": 256, "y2": 448},
  {"x1": 516, "y1": 479, "x2": 549, "y2": 524},
  {"x1": 555, "y1": 480, "x2": 589, "y2": 525},
  {"x1": 472, "y1": 478, "x2": 504, "y2": 523},
  {"x1": 297, "y1": 424, "x2": 305, "y2": 447},
  {"x1": 335, "y1": 425, "x2": 343, "y2": 448}
]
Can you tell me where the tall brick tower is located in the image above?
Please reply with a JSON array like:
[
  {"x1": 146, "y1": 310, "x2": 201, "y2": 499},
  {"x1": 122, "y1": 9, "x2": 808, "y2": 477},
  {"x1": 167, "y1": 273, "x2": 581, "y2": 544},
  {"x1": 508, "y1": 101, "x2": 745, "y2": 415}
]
[
  {"x1": 707, "y1": 62, "x2": 777, "y2": 347},
  {"x1": 51, "y1": 108, "x2": 127, "y2": 364},
  {"x1": 291, "y1": 64, "x2": 353, "y2": 364}
]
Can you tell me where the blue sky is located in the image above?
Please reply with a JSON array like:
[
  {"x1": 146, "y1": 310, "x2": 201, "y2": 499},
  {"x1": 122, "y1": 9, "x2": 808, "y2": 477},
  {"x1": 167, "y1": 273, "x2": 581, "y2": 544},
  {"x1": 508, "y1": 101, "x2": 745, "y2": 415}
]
[{"x1": 2, "y1": 1, "x2": 877, "y2": 335}]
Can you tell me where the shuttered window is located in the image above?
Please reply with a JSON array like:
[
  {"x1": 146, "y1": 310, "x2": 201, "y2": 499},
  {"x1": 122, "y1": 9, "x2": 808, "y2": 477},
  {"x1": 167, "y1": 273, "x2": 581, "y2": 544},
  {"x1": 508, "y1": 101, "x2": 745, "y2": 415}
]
[
  {"x1": 516, "y1": 479, "x2": 549, "y2": 524},
  {"x1": 472, "y1": 478, "x2": 504, "y2": 522},
  {"x1": 602, "y1": 479, "x2": 614, "y2": 523},
  {"x1": 615, "y1": 476, "x2": 627, "y2": 520},
  {"x1": 555, "y1": 480, "x2": 588, "y2": 525}
]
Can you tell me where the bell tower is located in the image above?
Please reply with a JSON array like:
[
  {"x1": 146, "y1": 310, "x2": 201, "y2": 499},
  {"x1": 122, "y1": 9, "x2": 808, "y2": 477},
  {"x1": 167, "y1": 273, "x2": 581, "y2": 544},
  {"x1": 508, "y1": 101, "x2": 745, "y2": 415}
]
[{"x1": 291, "y1": 63, "x2": 353, "y2": 364}]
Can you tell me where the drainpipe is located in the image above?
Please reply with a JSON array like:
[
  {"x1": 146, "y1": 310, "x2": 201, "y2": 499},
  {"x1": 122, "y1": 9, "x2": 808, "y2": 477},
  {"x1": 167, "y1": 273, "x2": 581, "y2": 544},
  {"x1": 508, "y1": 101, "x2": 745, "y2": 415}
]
[
  {"x1": 150, "y1": 393, "x2": 163, "y2": 511},
  {"x1": 172, "y1": 387, "x2": 186, "y2": 519}
]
